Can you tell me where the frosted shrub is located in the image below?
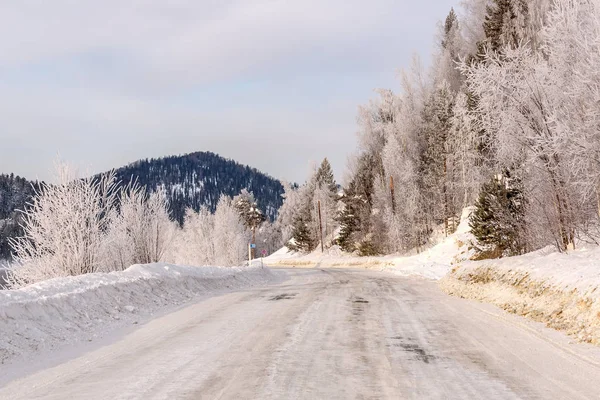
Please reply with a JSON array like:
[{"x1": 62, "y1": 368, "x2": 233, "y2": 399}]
[
  {"x1": 9, "y1": 164, "x2": 119, "y2": 287},
  {"x1": 9, "y1": 165, "x2": 176, "y2": 288}
]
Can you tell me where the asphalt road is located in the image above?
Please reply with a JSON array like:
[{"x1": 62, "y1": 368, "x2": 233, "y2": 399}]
[{"x1": 2, "y1": 268, "x2": 600, "y2": 399}]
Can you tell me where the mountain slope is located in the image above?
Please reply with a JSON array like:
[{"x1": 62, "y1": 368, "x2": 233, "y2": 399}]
[
  {"x1": 110, "y1": 151, "x2": 285, "y2": 224},
  {"x1": 0, "y1": 152, "x2": 285, "y2": 259},
  {"x1": 0, "y1": 174, "x2": 40, "y2": 259}
]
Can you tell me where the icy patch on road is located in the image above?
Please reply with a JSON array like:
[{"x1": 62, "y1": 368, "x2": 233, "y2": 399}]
[{"x1": 0, "y1": 264, "x2": 280, "y2": 366}]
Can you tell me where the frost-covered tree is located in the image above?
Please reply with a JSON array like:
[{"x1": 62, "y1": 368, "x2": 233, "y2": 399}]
[
  {"x1": 462, "y1": 43, "x2": 578, "y2": 250},
  {"x1": 107, "y1": 185, "x2": 175, "y2": 267},
  {"x1": 256, "y1": 220, "x2": 283, "y2": 256},
  {"x1": 435, "y1": 8, "x2": 466, "y2": 92},
  {"x1": 173, "y1": 206, "x2": 215, "y2": 266},
  {"x1": 287, "y1": 213, "x2": 316, "y2": 253},
  {"x1": 286, "y1": 160, "x2": 340, "y2": 253},
  {"x1": 213, "y1": 195, "x2": 250, "y2": 266},
  {"x1": 233, "y1": 189, "x2": 266, "y2": 258},
  {"x1": 460, "y1": 0, "x2": 490, "y2": 53},
  {"x1": 482, "y1": 0, "x2": 530, "y2": 52},
  {"x1": 234, "y1": 190, "x2": 266, "y2": 232},
  {"x1": 420, "y1": 81, "x2": 456, "y2": 235},
  {"x1": 273, "y1": 182, "x2": 301, "y2": 246},
  {"x1": 169, "y1": 195, "x2": 251, "y2": 267},
  {"x1": 288, "y1": 166, "x2": 319, "y2": 252},
  {"x1": 313, "y1": 158, "x2": 339, "y2": 243},
  {"x1": 470, "y1": 171, "x2": 527, "y2": 257},
  {"x1": 336, "y1": 0, "x2": 600, "y2": 257},
  {"x1": 9, "y1": 164, "x2": 119, "y2": 287},
  {"x1": 337, "y1": 153, "x2": 381, "y2": 255},
  {"x1": 543, "y1": 0, "x2": 600, "y2": 215},
  {"x1": 447, "y1": 90, "x2": 486, "y2": 207}
]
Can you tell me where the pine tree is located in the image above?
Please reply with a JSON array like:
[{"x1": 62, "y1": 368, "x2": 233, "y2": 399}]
[
  {"x1": 314, "y1": 158, "x2": 339, "y2": 243},
  {"x1": 481, "y1": 0, "x2": 529, "y2": 53},
  {"x1": 336, "y1": 188, "x2": 360, "y2": 253},
  {"x1": 315, "y1": 158, "x2": 337, "y2": 195},
  {"x1": 336, "y1": 153, "x2": 380, "y2": 255},
  {"x1": 233, "y1": 189, "x2": 266, "y2": 258},
  {"x1": 442, "y1": 8, "x2": 460, "y2": 55},
  {"x1": 287, "y1": 213, "x2": 316, "y2": 253},
  {"x1": 234, "y1": 190, "x2": 266, "y2": 232},
  {"x1": 420, "y1": 81, "x2": 456, "y2": 235},
  {"x1": 470, "y1": 170, "x2": 527, "y2": 258}
]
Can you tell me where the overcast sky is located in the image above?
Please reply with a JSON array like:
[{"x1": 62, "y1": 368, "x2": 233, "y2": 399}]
[{"x1": 0, "y1": 0, "x2": 458, "y2": 183}]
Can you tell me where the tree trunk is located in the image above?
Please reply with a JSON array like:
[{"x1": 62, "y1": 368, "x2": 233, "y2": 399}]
[{"x1": 546, "y1": 161, "x2": 573, "y2": 252}]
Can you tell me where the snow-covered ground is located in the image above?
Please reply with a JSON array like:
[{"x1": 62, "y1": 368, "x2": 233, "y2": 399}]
[
  {"x1": 0, "y1": 263, "x2": 282, "y2": 368},
  {"x1": 4, "y1": 268, "x2": 600, "y2": 399},
  {"x1": 264, "y1": 207, "x2": 476, "y2": 280},
  {"x1": 265, "y1": 207, "x2": 600, "y2": 346},
  {"x1": 441, "y1": 245, "x2": 600, "y2": 344}
]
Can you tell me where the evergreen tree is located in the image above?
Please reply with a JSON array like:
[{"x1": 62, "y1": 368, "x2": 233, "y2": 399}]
[
  {"x1": 234, "y1": 190, "x2": 266, "y2": 232},
  {"x1": 420, "y1": 81, "x2": 456, "y2": 235},
  {"x1": 470, "y1": 170, "x2": 527, "y2": 258},
  {"x1": 336, "y1": 188, "x2": 360, "y2": 253},
  {"x1": 233, "y1": 189, "x2": 266, "y2": 258},
  {"x1": 287, "y1": 213, "x2": 316, "y2": 253},
  {"x1": 286, "y1": 166, "x2": 320, "y2": 253},
  {"x1": 336, "y1": 153, "x2": 380, "y2": 255},
  {"x1": 314, "y1": 158, "x2": 339, "y2": 243},
  {"x1": 315, "y1": 158, "x2": 337, "y2": 195},
  {"x1": 442, "y1": 8, "x2": 460, "y2": 56},
  {"x1": 481, "y1": 0, "x2": 529, "y2": 53},
  {"x1": 274, "y1": 182, "x2": 301, "y2": 246}
]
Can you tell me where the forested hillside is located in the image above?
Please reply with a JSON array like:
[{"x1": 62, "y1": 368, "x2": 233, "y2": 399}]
[
  {"x1": 0, "y1": 175, "x2": 40, "y2": 259},
  {"x1": 277, "y1": 0, "x2": 600, "y2": 258},
  {"x1": 109, "y1": 152, "x2": 284, "y2": 224},
  {"x1": 0, "y1": 152, "x2": 284, "y2": 260}
]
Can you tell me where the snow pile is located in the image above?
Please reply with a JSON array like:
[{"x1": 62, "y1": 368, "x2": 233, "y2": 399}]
[
  {"x1": 385, "y1": 207, "x2": 477, "y2": 279},
  {"x1": 0, "y1": 264, "x2": 281, "y2": 365},
  {"x1": 440, "y1": 245, "x2": 600, "y2": 344},
  {"x1": 264, "y1": 207, "x2": 477, "y2": 280}
]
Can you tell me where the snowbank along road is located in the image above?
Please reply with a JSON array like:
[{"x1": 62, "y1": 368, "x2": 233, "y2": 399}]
[{"x1": 2, "y1": 268, "x2": 600, "y2": 399}]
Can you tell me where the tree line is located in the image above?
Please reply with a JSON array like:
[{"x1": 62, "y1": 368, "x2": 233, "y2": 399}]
[
  {"x1": 276, "y1": 0, "x2": 600, "y2": 258},
  {"x1": 6, "y1": 0, "x2": 600, "y2": 286},
  {"x1": 0, "y1": 151, "x2": 285, "y2": 260}
]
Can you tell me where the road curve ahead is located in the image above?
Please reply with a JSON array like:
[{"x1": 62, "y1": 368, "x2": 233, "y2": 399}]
[{"x1": 2, "y1": 268, "x2": 600, "y2": 400}]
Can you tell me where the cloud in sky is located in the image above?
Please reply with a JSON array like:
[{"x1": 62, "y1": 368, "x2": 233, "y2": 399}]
[{"x1": 0, "y1": 0, "x2": 458, "y2": 183}]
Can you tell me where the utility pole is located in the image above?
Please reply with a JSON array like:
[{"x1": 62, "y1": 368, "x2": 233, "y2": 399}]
[
  {"x1": 390, "y1": 176, "x2": 396, "y2": 214},
  {"x1": 318, "y1": 200, "x2": 324, "y2": 253}
]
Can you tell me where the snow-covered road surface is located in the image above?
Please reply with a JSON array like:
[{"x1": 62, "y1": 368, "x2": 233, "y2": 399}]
[{"x1": 2, "y1": 268, "x2": 600, "y2": 400}]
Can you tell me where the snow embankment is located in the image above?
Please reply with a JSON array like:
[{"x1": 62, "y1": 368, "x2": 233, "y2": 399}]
[
  {"x1": 440, "y1": 246, "x2": 600, "y2": 344},
  {"x1": 0, "y1": 264, "x2": 281, "y2": 365},
  {"x1": 264, "y1": 207, "x2": 476, "y2": 280}
]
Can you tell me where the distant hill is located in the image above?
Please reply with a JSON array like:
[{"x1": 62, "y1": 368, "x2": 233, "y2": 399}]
[
  {"x1": 0, "y1": 174, "x2": 41, "y2": 259},
  {"x1": 0, "y1": 152, "x2": 285, "y2": 259},
  {"x1": 109, "y1": 151, "x2": 285, "y2": 224}
]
